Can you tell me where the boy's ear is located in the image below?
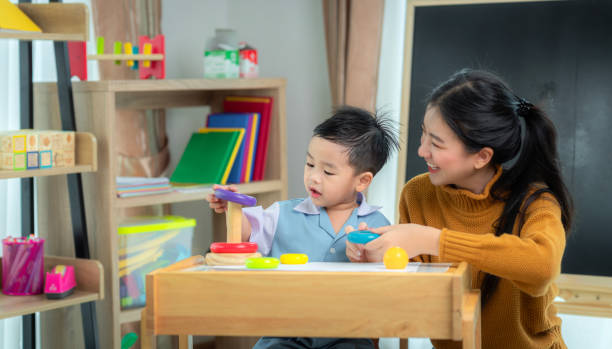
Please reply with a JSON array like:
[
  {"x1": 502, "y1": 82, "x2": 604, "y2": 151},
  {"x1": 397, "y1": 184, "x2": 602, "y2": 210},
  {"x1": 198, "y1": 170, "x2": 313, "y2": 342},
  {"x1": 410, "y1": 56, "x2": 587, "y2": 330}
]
[
  {"x1": 473, "y1": 147, "x2": 494, "y2": 170},
  {"x1": 355, "y1": 171, "x2": 374, "y2": 192}
]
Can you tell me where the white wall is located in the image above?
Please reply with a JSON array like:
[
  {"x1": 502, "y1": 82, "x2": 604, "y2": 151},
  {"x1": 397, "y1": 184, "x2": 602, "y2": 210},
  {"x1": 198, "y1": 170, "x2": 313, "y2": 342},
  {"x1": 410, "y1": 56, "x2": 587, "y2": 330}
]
[{"x1": 161, "y1": 0, "x2": 331, "y2": 250}]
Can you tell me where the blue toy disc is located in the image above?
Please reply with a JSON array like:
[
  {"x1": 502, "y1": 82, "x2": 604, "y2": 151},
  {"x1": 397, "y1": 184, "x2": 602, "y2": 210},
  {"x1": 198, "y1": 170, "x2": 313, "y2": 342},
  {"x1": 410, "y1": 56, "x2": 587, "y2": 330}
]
[
  {"x1": 214, "y1": 188, "x2": 257, "y2": 206},
  {"x1": 347, "y1": 230, "x2": 380, "y2": 244}
]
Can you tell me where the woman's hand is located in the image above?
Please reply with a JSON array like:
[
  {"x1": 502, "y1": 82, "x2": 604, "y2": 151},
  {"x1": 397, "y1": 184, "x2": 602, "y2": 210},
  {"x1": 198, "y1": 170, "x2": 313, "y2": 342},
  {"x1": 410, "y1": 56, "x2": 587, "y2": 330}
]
[
  {"x1": 361, "y1": 224, "x2": 442, "y2": 262},
  {"x1": 205, "y1": 184, "x2": 238, "y2": 213}
]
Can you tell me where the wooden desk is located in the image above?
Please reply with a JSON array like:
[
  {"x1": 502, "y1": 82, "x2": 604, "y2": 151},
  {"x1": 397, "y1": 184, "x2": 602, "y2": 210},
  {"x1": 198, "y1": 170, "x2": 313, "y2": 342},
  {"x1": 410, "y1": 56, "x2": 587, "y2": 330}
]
[{"x1": 142, "y1": 256, "x2": 481, "y2": 349}]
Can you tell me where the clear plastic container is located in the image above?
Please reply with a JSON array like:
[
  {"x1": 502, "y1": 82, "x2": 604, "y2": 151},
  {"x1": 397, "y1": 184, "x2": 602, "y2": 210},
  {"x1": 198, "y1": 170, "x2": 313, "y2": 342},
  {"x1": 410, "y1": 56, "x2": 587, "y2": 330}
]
[{"x1": 118, "y1": 215, "x2": 195, "y2": 309}]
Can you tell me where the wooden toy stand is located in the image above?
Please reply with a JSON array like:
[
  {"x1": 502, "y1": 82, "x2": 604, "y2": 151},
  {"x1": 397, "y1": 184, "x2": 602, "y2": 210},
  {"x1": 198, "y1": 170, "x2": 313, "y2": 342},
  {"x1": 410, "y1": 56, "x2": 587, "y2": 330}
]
[{"x1": 205, "y1": 197, "x2": 261, "y2": 266}]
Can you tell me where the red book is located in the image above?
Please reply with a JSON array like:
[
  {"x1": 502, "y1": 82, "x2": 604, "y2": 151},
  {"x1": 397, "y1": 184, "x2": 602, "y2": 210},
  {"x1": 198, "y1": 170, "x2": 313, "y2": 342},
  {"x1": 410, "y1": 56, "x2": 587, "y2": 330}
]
[{"x1": 223, "y1": 96, "x2": 273, "y2": 181}]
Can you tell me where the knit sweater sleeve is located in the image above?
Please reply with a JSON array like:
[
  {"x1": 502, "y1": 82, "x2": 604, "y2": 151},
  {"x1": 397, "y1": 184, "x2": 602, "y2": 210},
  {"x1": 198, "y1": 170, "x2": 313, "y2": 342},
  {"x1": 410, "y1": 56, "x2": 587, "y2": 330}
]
[
  {"x1": 439, "y1": 193, "x2": 566, "y2": 297},
  {"x1": 399, "y1": 177, "x2": 432, "y2": 263}
]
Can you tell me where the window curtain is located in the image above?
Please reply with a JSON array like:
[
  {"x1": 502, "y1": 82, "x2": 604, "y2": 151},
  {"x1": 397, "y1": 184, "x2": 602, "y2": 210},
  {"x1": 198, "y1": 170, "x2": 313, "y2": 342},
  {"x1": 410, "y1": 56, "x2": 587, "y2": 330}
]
[{"x1": 322, "y1": 0, "x2": 385, "y2": 111}]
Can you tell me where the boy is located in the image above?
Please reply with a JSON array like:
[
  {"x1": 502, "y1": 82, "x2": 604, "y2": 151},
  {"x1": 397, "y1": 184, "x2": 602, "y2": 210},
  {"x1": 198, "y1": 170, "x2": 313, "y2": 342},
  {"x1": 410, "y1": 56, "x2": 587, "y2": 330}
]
[{"x1": 206, "y1": 105, "x2": 399, "y2": 348}]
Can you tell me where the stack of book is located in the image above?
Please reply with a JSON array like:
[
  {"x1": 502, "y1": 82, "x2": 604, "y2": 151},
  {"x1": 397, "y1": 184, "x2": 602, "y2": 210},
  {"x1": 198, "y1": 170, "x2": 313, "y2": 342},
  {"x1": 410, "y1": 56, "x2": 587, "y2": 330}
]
[
  {"x1": 116, "y1": 177, "x2": 172, "y2": 198},
  {"x1": 170, "y1": 95, "x2": 273, "y2": 186}
]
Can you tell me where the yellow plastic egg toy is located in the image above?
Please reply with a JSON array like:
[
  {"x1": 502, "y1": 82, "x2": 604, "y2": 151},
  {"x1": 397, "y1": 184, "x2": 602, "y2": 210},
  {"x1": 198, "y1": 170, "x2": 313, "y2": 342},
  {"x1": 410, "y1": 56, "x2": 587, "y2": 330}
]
[{"x1": 383, "y1": 246, "x2": 409, "y2": 269}]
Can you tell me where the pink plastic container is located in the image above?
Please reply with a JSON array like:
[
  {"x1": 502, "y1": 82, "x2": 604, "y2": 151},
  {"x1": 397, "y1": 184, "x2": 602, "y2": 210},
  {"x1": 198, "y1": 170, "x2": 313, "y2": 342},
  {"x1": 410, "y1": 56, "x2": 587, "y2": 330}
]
[{"x1": 2, "y1": 236, "x2": 45, "y2": 295}]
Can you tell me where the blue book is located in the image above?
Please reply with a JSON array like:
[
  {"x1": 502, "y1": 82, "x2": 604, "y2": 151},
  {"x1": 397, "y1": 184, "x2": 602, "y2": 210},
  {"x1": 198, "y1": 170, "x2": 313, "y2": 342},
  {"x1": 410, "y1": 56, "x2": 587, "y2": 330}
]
[{"x1": 206, "y1": 113, "x2": 255, "y2": 183}]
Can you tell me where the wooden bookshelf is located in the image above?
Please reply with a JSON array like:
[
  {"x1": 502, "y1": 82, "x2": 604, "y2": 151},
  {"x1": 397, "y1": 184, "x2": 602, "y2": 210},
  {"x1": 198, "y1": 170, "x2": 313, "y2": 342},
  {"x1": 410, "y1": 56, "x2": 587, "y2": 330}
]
[
  {"x1": 115, "y1": 179, "x2": 284, "y2": 208},
  {"x1": 34, "y1": 78, "x2": 288, "y2": 349},
  {"x1": 0, "y1": 3, "x2": 89, "y2": 41},
  {"x1": 0, "y1": 256, "x2": 104, "y2": 319},
  {"x1": 0, "y1": 132, "x2": 97, "y2": 179}
]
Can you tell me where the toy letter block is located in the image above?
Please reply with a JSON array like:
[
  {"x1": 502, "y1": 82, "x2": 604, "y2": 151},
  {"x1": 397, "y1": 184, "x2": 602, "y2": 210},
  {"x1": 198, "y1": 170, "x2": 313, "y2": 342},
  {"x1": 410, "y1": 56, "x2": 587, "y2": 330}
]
[
  {"x1": 38, "y1": 132, "x2": 53, "y2": 151},
  {"x1": 1, "y1": 153, "x2": 13, "y2": 170},
  {"x1": 26, "y1": 151, "x2": 39, "y2": 170},
  {"x1": 40, "y1": 150, "x2": 52, "y2": 168},
  {"x1": 68, "y1": 41, "x2": 87, "y2": 81},
  {"x1": 0, "y1": 134, "x2": 12, "y2": 153},
  {"x1": 139, "y1": 34, "x2": 165, "y2": 79},
  {"x1": 12, "y1": 135, "x2": 25, "y2": 152},
  {"x1": 63, "y1": 151, "x2": 75, "y2": 168},
  {"x1": 14, "y1": 152, "x2": 26, "y2": 171},
  {"x1": 26, "y1": 133, "x2": 38, "y2": 152},
  {"x1": 53, "y1": 151, "x2": 64, "y2": 168}
]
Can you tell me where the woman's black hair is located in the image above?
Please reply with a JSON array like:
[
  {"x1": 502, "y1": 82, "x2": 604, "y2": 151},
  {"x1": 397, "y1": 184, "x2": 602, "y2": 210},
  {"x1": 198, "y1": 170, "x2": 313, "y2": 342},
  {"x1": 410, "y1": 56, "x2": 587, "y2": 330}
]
[
  {"x1": 428, "y1": 69, "x2": 573, "y2": 306},
  {"x1": 313, "y1": 105, "x2": 399, "y2": 175}
]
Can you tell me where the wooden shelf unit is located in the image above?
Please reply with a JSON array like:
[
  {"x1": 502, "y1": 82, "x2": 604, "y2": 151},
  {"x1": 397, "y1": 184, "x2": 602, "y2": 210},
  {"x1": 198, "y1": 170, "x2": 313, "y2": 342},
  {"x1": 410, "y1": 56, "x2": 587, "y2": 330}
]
[
  {"x1": 0, "y1": 3, "x2": 89, "y2": 41},
  {"x1": 0, "y1": 256, "x2": 104, "y2": 320},
  {"x1": 34, "y1": 78, "x2": 288, "y2": 349},
  {"x1": 0, "y1": 132, "x2": 97, "y2": 179}
]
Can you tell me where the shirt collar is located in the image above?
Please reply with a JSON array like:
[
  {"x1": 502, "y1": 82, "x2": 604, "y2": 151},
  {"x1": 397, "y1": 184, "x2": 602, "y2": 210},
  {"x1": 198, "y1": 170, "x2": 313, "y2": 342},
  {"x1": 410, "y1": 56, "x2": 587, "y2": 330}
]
[{"x1": 293, "y1": 192, "x2": 382, "y2": 216}]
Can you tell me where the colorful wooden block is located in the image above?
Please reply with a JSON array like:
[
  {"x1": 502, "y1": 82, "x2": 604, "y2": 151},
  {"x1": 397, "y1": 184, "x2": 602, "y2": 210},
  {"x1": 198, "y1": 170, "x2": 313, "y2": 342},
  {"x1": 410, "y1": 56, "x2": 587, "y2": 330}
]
[
  {"x1": 1, "y1": 153, "x2": 13, "y2": 170},
  {"x1": 13, "y1": 152, "x2": 26, "y2": 171},
  {"x1": 25, "y1": 133, "x2": 38, "y2": 152},
  {"x1": 26, "y1": 151, "x2": 39, "y2": 170},
  {"x1": 63, "y1": 131, "x2": 75, "y2": 151},
  {"x1": 12, "y1": 135, "x2": 26, "y2": 152},
  {"x1": 63, "y1": 150, "x2": 75, "y2": 167},
  {"x1": 40, "y1": 150, "x2": 52, "y2": 168},
  {"x1": 0, "y1": 134, "x2": 12, "y2": 153},
  {"x1": 53, "y1": 151, "x2": 64, "y2": 168},
  {"x1": 38, "y1": 132, "x2": 53, "y2": 151}
]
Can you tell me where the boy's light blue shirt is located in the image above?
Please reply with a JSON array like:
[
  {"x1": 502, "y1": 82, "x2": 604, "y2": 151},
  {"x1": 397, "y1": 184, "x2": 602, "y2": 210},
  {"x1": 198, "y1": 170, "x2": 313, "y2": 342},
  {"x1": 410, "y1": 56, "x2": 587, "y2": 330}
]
[{"x1": 243, "y1": 193, "x2": 390, "y2": 261}]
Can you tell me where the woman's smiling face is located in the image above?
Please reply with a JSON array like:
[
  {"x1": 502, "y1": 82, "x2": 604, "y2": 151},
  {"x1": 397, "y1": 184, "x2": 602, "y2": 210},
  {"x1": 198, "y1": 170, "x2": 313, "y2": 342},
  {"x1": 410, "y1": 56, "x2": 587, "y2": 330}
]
[{"x1": 417, "y1": 105, "x2": 484, "y2": 190}]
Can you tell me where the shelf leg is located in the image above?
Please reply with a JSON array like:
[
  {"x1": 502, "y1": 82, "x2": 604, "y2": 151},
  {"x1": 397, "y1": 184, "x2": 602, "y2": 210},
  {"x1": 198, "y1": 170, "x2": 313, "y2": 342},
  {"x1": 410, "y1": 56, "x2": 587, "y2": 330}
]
[
  {"x1": 54, "y1": 36, "x2": 100, "y2": 349},
  {"x1": 19, "y1": 16, "x2": 36, "y2": 349}
]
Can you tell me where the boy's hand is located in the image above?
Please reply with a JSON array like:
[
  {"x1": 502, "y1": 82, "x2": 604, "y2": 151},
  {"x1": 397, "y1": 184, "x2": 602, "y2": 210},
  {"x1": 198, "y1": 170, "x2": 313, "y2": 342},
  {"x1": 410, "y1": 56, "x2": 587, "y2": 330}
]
[
  {"x1": 206, "y1": 184, "x2": 238, "y2": 213},
  {"x1": 344, "y1": 223, "x2": 370, "y2": 262}
]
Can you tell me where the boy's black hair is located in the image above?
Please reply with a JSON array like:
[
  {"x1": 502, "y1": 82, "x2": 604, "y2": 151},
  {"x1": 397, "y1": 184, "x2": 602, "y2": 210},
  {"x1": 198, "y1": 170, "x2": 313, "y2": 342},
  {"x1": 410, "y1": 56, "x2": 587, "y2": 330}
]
[{"x1": 313, "y1": 105, "x2": 399, "y2": 175}]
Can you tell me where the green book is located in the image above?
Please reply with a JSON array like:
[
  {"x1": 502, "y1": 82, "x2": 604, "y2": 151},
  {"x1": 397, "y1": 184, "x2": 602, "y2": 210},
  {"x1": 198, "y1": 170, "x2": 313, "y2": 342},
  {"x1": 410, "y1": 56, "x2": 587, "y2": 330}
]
[{"x1": 170, "y1": 129, "x2": 244, "y2": 185}]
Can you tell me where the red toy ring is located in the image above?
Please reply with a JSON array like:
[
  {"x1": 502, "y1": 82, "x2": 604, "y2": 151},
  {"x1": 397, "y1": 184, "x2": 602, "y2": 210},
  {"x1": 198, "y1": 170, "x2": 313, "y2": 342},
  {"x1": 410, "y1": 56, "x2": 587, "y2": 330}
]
[{"x1": 210, "y1": 242, "x2": 258, "y2": 254}]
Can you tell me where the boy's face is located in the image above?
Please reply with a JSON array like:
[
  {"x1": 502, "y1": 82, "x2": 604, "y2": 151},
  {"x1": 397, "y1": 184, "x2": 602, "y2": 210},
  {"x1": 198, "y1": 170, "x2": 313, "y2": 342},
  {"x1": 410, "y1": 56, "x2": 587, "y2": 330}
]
[{"x1": 304, "y1": 136, "x2": 368, "y2": 209}]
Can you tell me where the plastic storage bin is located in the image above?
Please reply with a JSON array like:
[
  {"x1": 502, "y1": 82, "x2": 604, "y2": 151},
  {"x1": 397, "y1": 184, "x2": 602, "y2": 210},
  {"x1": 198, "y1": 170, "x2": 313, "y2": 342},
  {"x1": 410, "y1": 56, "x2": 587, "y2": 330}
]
[{"x1": 118, "y1": 215, "x2": 195, "y2": 309}]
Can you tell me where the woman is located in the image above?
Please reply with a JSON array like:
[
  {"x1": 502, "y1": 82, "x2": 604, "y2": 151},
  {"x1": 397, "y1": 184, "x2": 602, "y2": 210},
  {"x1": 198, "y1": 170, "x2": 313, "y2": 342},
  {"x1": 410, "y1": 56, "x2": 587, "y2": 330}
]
[{"x1": 347, "y1": 69, "x2": 573, "y2": 349}]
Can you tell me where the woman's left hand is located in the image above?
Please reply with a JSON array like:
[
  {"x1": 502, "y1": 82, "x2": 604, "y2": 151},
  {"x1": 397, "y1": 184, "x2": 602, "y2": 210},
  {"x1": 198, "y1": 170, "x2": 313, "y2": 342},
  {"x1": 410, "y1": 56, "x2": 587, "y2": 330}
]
[{"x1": 362, "y1": 223, "x2": 442, "y2": 262}]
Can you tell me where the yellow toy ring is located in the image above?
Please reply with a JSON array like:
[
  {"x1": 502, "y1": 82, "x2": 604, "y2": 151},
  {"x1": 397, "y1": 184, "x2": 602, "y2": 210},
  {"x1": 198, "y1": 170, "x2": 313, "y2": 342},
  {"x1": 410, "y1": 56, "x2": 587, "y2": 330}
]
[
  {"x1": 280, "y1": 253, "x2": 308, "y2": 264},
  {"x1": 245, "y1": 257, "x2": 280, "y2": 269}
]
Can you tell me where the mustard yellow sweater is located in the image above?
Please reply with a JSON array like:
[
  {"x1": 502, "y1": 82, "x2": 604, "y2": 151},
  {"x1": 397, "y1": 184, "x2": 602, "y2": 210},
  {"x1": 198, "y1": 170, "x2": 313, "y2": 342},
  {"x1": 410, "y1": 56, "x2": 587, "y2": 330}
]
[{"x1": 400, "y1": 168, "x2": 566, "y2": 349}]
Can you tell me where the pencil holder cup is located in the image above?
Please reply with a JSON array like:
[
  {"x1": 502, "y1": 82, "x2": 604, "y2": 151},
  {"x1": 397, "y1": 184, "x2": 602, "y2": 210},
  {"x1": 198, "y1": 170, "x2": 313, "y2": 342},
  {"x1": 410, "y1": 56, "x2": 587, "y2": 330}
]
[{"x1": 2, "y1": 236, "x2": 45, "y2": 295}]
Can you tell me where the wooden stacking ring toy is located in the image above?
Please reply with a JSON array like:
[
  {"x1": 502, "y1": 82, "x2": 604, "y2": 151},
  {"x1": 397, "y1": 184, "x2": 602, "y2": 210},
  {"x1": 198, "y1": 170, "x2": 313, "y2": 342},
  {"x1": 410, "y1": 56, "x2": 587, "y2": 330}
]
[
  {"x1": 347, "y1": 230, "x2": 379, "y2": 244},
  {"x1": 214, "y1": 189, "x2": 257, "y2": 206},
  {"x1": 245, "y1": 257, "x2": 280, "y2": 269},
  {"x1": 205, "y1": 189, "x2": 261, "y2": 266},
  {"x1": 210, "y1": 242, "x2": 258, "y2": 254},
  {"x1": 280, "y1": 253, "x2": 308, "y2": 264}
]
